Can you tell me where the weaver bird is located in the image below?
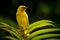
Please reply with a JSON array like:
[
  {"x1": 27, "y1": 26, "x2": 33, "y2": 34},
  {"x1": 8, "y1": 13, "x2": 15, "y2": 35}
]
[{"x1": 16, "y1": 5, "x2": 29, "y2": 35}]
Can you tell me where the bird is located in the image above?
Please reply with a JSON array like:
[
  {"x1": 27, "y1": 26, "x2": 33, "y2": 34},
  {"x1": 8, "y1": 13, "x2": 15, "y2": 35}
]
[{"x1": 16, "y1": 5, "x2": 29, "y2": 35}]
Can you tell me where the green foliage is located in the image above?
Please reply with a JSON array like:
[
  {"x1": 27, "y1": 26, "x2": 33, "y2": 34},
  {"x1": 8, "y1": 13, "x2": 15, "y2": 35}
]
[
  {"x1": 28, "y1": 20, "x2": 60, "y2": 40},
  {"x1": 30, "y1": 34, "x2": 60, "y2": 40},
  {"x1": 0, "y1": 19, "x2": 60, "y2": 40},
  {"x1": 0, "y1": 17, "x2": 19, "y2": 28},
  {"x1": 0, "y1": 22, "x2": 23, "y2": 40},
  {"x1": 28, "y1": 28, "x2": 60, "y2": 39},
  {"x1": 46, "y1": 38, "x2": 60, "y2": 40},
  {"x1": 3, "y1": 36, "x2": 17, "y2": 40},
  {"x1": 28, "y1": 20, "x2": 54, "y2": 30}
]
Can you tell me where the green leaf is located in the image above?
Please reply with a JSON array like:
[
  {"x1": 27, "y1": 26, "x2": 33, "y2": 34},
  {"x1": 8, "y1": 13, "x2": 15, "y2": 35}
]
[
  {"x1": 0, "y1": 17, "x2": 19, "y2": 29},
  {"x1": 2, "y1": 36, "x2": 18, "y2": 40},
  {"x1": 31, "y1": 34, "x2": 60, "y2": 40},
  {"x1": 0, "y1": 22, "x2": 10, "y2": 27},
  {"x1": 28, "y1": 23, "x2": 55, "y2": 33},
  {"x1": 0, "y1": 22, "x2": 23, "y2": 40},
  {"x1": 28, "y1": 20, "x2": 54, "y2": 30},
  {"x1": 28, "y1": 28, "x2": 60, "y2": 39},
  {"x1": 46, "y1": 38, "x2": 60, "y2": 40},
  {"x1": 2, "y1": 28, "x2": 23, "y2": 40}
]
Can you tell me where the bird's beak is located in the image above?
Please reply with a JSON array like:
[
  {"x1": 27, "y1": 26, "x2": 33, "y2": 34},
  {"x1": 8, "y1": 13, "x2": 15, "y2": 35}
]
[{"x1": 25, "y1": 7, "x2": 28, "y2": 9}]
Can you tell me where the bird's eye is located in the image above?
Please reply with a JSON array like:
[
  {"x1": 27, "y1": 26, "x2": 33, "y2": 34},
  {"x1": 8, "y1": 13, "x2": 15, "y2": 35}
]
[{"x1": 21, "y1": 7, "x2": 27, "y2": 9}]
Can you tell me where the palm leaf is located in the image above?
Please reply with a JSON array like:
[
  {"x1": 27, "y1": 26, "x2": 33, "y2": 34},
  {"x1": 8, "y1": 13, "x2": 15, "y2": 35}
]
[
  {"x1": 2, "y1": 36, "x2": 18, "y2": 40},
  {"x1": 0, "y1": 17, "x2": 19, "y2": 28},
  {"x1": 27, "y1": 20, "x2": 60, "y2": 40},
  {"x1": 28, "y1": 20, "x2": 54, "y2": 29},
  {"x1": 0, "y1": 22, "x2": 23, "y2": 40},
  {"x1": 2, "y1": 28, "x2": 22, "y2": 40},
  {"x1": 28, "y1": 22, "x2": 55, "y2": 33},
  {"x1": 31, "y1": 34, "x2": 60, "y2": 40},
  {"x1": 45, "y1": 38, "x2": 60, "y2": 40},
  {"x1": 28, "y1": 28, "x2": 60, "y2": 39}
]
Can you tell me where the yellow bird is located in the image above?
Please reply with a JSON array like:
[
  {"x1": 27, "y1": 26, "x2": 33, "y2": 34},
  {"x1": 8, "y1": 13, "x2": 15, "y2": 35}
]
[{"x1": 16, "y1": 5, "x2": 29, "y2": 35}]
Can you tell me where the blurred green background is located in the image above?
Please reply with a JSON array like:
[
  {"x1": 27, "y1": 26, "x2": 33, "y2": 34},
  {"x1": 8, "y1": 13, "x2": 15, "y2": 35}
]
[{"x1": 0, "y1": 0, "x2": 60, "y2": 27}]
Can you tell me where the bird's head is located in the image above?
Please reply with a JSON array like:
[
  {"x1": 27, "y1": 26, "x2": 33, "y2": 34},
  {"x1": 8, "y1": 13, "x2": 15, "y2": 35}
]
[{"x1": 18, "y1": 5, "x2": 27, "y2": 11}]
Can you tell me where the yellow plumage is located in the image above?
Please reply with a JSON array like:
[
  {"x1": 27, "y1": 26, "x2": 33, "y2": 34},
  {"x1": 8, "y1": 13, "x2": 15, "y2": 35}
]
[{"x1": 16, "y1": 5, "x2": 29, "y2": 35}]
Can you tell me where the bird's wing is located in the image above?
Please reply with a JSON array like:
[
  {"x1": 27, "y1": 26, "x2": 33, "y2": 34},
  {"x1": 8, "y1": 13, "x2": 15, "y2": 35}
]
[{"x1": 24, "y1": 12, "x2": 29, "y2": 26}]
